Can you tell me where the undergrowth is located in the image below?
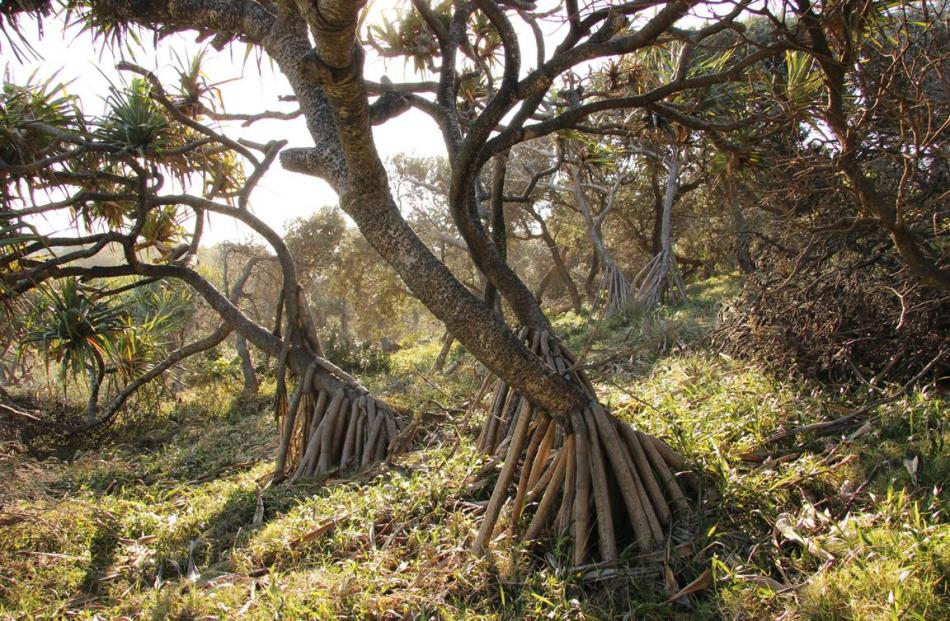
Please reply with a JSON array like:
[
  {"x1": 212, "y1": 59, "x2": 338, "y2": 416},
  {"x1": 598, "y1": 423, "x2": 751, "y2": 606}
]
[{"x1": 1, "y1": 276, "x2": 946, "y2": 620}]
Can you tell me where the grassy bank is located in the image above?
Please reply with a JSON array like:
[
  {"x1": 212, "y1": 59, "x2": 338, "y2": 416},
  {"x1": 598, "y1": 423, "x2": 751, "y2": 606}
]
[{"x1": 1, "y1": 277, "x2": 947, "y2": 620}]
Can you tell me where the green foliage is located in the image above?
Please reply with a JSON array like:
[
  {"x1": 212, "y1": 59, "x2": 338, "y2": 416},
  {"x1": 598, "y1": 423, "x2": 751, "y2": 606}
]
[
  {"x1": 783, "y1": 50, "x2": 822, "y2": 114},
  {"x1": 0, "y1": 69, "x2": 76, "y2": 169},
  {"x1": 366, "y1": 1, "x2": 449, "y2": 73},
  {"x1": 799, "y1": 493, "x2": 949, "y2": 621},
  {"x1": 284, "y1": 205, "x2": 347, "y2": 273},
  {"x1": 63, "y1": 0, "x2": 143, "y2": 51},
  {"x1": 190, "y1": 350, "x2": 242, "y2": 384},
  {"x1": 96, "y1": 77, "x2": 169, "y2": 151},
  {"x1": 22, "y1": 277, "x2": 125, "y2": 381},
  {"x1": 19, "y1": 278, "x2": 195, "y2": 405},
  {"x1": 320, "y1": 327, "x2": 391, "y2": 375}
]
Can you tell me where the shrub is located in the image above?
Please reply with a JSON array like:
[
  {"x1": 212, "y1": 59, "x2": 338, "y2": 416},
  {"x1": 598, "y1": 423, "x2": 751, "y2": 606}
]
[{"x1": 320, "y1": 328, "x2": 391, "y2": 375}]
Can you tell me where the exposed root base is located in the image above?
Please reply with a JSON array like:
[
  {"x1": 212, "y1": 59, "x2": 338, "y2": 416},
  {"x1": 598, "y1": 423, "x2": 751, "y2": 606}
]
[
  {"x1": 274, "y1": 365, "x2": 401, "y2": 483},
  {"x1": 596, "y1": 261, "x2": 631, "y2": 318},
  {"x1": 632, "y1": 248, "x2": 686, "y2": 312},
  {"x1": 474, "y1": 328, "x2": 694, "y2": 565}
]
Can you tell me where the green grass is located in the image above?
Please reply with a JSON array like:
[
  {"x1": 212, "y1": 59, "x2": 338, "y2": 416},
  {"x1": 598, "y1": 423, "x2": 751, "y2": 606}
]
[{"x1": 1, "y1": 276, "x2": 947, "y2": 619}]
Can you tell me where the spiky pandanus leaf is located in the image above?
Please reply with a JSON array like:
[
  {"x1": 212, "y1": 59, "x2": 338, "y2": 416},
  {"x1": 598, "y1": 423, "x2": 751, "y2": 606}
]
[
  {"x1": 22, "y1": 277, "x2": 126, "y2": 381},
  {"x1": 0, "y1": 71, "x2": 76, "y2": 169},
  {"x1": 96, "y1": 77, "x2": 169, "y2": 152}
]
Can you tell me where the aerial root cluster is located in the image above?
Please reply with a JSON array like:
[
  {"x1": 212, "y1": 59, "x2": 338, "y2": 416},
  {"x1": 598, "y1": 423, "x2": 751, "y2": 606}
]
[
  {"x1": 632, "y1": 248, "x2": 686, "y2": 312},
  {"x1": 275, "y1": 365, "x2": 400, "y2": 482},
  {"x1": 474, "y1": 328, "x2": 693, "y2": 565},
  {"x1": 597, "y1": 260, "x2": 631, "y2": 317}
]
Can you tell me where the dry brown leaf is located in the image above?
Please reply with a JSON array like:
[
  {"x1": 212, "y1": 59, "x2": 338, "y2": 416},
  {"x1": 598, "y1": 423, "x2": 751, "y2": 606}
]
[
  {"x1": 291, "y1": 518, "x2": 339, "y2": 547},
  {"x1": 664, "y1": 563, "x2": 681, "y2": 596},
  {"x1": 736, "y1": 573, "x2": 788, "y2": 592},
  {"x1": 663, "y1": 568, "x2": 713, "y2": 604}
]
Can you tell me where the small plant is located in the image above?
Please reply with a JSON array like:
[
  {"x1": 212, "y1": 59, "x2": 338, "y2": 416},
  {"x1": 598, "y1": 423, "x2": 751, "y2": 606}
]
[{"x1": 22, "y1": 278, "x2": 125, "y2": 384}]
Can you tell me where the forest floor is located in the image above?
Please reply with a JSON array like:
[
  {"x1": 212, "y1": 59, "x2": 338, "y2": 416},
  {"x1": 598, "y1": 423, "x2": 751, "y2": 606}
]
[{"x1": 1, "y1": 276, "x2": 948, "y2": 620}]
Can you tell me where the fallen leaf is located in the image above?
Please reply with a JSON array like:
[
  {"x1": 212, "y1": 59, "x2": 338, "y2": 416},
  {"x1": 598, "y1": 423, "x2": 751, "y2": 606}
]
[
  {"x1": 737, "y1": 573, "x2": 787, "y2": 592},
  {"x1": 290, "y1": 518, "x2": 339, "y2": 547},
  {"x1": 664, "y1": 568, "x2": 713, "y2": 604},
  {"x1": 664, "y1": 563, "x2": 680, "y2": 596}
]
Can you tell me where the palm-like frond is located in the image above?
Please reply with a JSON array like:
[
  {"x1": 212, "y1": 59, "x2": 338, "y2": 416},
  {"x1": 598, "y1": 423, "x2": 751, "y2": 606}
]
[
  {"x1": 171, "y1": 47, "x2": 222, "y2": 118},
  {"x1": 108, "y1": 280, "x2": 193, "y2": 381},
  {"x1": 366, "y1": 2, "x2": 448, "y2": 73},
  {"x1": 0, "y1": 0, "x2": 52, "y2": 62},
  {"x1": 22, "y1": 277, "x2": 126, "y2": 380},
  {"x1": 784, "y1": 50, "x2": 822, "y2": 114},
  {"x1": 62, "y1": 0, "x2": 142, "y2": 54},
  {"x1": 96, "y1": 77, "x2": 169, "y2": 151},
  {"x1": 0, "y1": 70, "x2": 76, "y2": 168}
]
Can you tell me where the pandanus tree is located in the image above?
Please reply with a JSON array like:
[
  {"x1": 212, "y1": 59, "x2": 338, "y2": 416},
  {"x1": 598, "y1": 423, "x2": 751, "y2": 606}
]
[
  {"x1": 23, "y1": 277, "x2": 126, "y2": 422},
  {"x1": 560, "y1": 133, "x2": 637, "y2": 317},
  {"x1": 0, "y1": 39, "x2": 400, "y2": 478},
  {"x1": 2, "y1": 0, "x2": 780, "y2": 564}
]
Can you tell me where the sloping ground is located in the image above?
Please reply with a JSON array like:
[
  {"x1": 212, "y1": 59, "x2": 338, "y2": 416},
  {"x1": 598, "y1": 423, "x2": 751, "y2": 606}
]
[{"x1": 1, "y1": 277, "x2": 947, "y2": 620}]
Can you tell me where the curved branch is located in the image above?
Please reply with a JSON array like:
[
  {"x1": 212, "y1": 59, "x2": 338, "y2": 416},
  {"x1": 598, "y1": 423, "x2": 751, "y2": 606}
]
[{"x1": 79, "y1": 257, "x2": 260, "y2": 430}]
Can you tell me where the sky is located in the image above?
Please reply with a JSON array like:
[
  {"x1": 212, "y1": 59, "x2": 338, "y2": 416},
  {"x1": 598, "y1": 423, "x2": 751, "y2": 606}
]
[{"x1": 8, "y1": 0, "x2": 451, "y2": 245}]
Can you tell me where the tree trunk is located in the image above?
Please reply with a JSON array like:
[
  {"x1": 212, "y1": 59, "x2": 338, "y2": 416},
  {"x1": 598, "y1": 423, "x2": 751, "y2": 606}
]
[
  {"x1": 537, "y1": 220, "x2": 583, "y2": 313},
  {"x1": 535, "y1": 264, "x2": 557, "y2": 303},
  {"x1": 584, "y1": 251, "x2": 600, "y2": 304},
  {"x1": 726, "y1": 178, "x2": 755, "y2": 274},
  {"x1": 284, "y1": 63, "x2": 585, "y2": 415},
  {"x1": 236, "y1": 334, "x2": 259, "y2": 396},
  {"x1": 339, "y1": 300, "x2": 349, "y2": 335},
  {"x1": 433, "y1": 331, "x2": 454, "y2": 374},
  {"x1": 650, "y1": 166, "x2": 664, "y2": 256},
  {"x1": 85, "y1": 350, "x2": 106, "y2": 424},
  {"x1": 633, "y1": 146, "x2": 686, "y2": 311}
]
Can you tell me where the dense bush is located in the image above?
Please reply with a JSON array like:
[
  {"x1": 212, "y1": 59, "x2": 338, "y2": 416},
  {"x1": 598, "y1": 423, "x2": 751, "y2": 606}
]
[
  {"x1": 717, "y1": 222, "x2": 949, "y2": 388},
  {"x1": 319, "y1": 328, "x2": 391, "y2": 375}
]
